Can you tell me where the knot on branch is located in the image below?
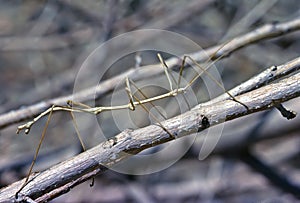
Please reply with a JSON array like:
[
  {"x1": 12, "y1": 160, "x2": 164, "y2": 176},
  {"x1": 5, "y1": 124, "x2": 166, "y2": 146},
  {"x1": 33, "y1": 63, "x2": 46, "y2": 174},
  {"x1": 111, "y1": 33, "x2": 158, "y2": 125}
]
[{"x1": 198, "y1": 115, "x2": 210, "y2": 132}]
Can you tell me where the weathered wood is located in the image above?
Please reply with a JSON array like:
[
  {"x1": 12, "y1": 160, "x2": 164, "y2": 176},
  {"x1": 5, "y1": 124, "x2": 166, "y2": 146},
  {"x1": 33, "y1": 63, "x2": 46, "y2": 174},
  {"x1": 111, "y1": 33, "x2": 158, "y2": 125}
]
[{"x1": 0, "y1": 58, "x2": 299, "y2": 202}]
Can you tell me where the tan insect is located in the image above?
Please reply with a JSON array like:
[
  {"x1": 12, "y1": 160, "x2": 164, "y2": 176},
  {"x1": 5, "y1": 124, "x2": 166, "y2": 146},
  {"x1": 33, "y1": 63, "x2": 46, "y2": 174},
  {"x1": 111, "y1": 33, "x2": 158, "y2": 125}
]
[{"x1": 15, "y1": 44, "x2": 247, "y2": 198}]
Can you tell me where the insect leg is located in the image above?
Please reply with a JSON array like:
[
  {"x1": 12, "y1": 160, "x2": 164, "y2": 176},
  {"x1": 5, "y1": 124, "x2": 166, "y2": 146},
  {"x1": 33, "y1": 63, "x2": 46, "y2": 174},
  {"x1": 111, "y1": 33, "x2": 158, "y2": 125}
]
[{"x1": 15, "y1": 105, "x2": 55, "y2": 198}]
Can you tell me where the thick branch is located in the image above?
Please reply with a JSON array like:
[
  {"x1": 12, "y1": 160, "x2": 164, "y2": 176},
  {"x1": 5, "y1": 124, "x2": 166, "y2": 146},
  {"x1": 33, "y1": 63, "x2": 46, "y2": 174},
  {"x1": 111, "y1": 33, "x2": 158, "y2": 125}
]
[
  {"x1": 0, "y1": 17, "x2": 299, "y2": 130},
  {"x1": 0, "y1": 58, "x2": 299, "y2": 202}
]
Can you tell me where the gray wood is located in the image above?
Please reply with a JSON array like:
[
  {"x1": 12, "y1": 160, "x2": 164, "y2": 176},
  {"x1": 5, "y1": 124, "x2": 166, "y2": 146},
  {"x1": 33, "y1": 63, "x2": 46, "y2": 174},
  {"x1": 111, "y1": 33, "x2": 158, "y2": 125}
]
[{"x1": 0, "y1": 57, "x2": 299, "y2": 202}]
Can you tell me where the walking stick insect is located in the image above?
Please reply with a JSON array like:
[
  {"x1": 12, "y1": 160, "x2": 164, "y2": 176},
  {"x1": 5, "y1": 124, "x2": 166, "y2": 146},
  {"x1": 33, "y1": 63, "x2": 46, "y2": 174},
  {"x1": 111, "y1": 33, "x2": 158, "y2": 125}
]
[{"x1": 15, "y1": 46, "x2": 248, "y2": 198}]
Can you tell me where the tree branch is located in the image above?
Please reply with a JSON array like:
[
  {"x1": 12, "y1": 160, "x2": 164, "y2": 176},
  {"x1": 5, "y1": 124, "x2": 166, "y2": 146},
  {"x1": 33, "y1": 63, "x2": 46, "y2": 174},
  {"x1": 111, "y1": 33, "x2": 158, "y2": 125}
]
[
  {"x1": 238, "y1": 150, "x2": 300, "y2": 198},
  {"x1": 204, "y1": 56, "x2": 300, "y2": 105},
  {"x1": 0, "y1": 17, "x2": 299, "y2": 130},
  {"x1": 0, "y1": 27, "x2": 95, "y2": 51},
  {"x1": 0, "y1": 57, "x2": 299, "y2": 202}
]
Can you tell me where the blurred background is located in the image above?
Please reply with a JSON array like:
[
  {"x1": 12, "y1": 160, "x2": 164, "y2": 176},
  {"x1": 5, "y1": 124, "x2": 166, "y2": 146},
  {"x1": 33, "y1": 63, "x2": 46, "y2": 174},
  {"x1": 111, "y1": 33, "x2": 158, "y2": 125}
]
[{"x1": 0, "y1": 0, "x2": 299, "y2": 202}]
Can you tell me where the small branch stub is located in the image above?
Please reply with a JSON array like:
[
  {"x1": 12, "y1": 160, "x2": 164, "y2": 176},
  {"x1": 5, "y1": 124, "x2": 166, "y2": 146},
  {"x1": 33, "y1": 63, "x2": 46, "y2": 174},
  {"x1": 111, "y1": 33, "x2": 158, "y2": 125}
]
[{"x1": 275, "y1": 104, "x2": 297, "y2": 120}]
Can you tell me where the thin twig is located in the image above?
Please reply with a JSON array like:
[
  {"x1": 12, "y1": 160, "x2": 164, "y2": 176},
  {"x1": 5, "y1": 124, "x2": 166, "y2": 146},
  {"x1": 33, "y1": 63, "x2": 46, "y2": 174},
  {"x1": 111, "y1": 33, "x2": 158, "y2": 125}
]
[
  {"x1": 0, "y1": 17, "x2": 299, "y2": 130},
  {"x1": 0, "y1": 27, "x2": 95, "y2": 51},
  {"x1": 202, "y1": 56, "x2": 300, "y2": 106}
]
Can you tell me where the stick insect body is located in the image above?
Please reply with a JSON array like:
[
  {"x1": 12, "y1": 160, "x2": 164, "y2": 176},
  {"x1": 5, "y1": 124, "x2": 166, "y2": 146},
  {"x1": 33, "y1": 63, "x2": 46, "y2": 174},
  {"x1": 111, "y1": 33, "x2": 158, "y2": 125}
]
[{"x1": 15, "y1": 48, "x2": 248, "y2": 198}]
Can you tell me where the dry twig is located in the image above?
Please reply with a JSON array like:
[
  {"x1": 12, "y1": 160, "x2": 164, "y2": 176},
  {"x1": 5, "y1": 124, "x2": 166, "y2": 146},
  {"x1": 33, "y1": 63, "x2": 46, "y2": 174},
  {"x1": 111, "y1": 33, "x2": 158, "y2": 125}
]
[
  {"x1": 0, "y1": 28, "x2": 95, "y2": 51},
  {"x1": 0, "y1": 17, "x2": 299, "y2": 130}
]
